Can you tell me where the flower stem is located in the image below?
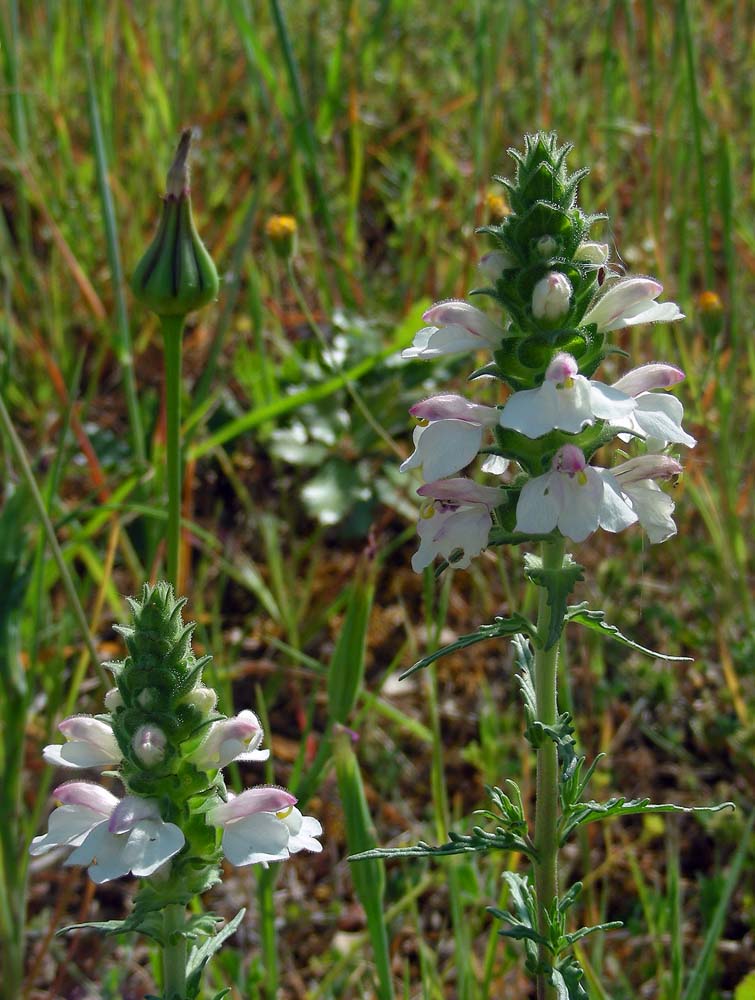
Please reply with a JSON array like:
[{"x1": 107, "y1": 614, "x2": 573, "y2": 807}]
[
  {"x1": 162, "y1": 902, "x2": 187, "y2": 999},
  {"x1": 161, "y1": 315, "x2": 184, "y2": 592},
  {"x1": 533, "y1": 536, "x2": 566, "y2": 1000}
]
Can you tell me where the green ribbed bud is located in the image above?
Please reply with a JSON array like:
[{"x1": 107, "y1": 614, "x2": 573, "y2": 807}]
[{"x1": 131, "y1": 129, "x2": 219, "y2": 318}]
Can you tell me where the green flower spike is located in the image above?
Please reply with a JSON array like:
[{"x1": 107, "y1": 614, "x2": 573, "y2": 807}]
[{"x1": 131, "y1": 128, "x2": 219, "y2": 319}]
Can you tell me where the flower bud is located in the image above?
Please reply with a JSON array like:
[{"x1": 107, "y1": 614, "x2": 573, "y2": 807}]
[
  {"x1": 104, "y1": 688, "x2": 123, "y2": 711},
  {"x1": 574, "y1": 242, "x2": 610, "y2": 265},
  {"x1": 535, "y1": 235, "x2": 558, "y2": 258},
  {"x1": 131, "y1": 129, "x2": 219, "y2": 318},
  {"x1": 265, "y1": 214, "x2": 298, "y2": 259},
  {"x1": 132, "y1": 725, "x2": 167, "y2": 767},
  {"x1": 532, "y1": 272, "x2": 572, "y2": 322},
  {"x1": 182, "y1": 684, "x2": 218, "y2": 715}
]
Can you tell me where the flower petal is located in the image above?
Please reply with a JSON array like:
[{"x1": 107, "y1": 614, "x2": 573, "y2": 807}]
[
  {"x1": 400, "y1": 420, "x2": 484, "y2": 480},
  {"x1": 632, "y1": 394, "x2": 696, "y2": 448},
  {"x1": 29, "y1": 807, "x2": 108, "y2": 855},
  {"x1": 612, "y1": 363, "x2": 685, "y2": 395},
  {"x1": 208, "y1": 787, "x2": 297, "y2": 826},
  {"x1": 221, "y1": 812, "x2": 291, "y2": 867},
  {"x1": 122, "y1": 819, "x2": 185, "y2": 877},
  {"x1": 515, "y1": 472, "x2": 560, "y2": 536}
]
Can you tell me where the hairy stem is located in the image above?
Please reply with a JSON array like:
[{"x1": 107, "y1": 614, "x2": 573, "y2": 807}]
[
  {"x1": 533, "y1": 536, "x2": 566, "y2": 1000},
  {"x1": 162, "y1": 902, "x2": 187, "y2": 999},
  {"x1": 162, "y1": 316, "x2": 184, "y2": 592}
]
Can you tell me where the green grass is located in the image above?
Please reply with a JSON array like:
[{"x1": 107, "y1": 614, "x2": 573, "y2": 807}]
[{"x1": 1, "y1": 1, "x2": 754, "y2": 997}]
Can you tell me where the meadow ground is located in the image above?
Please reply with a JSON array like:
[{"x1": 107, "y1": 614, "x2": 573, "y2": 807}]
[{"x1": 1, "y1": 2, "x2": 754, "y2": 998}]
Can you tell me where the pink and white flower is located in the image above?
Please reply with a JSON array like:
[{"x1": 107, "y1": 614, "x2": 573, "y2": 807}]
[
  {"x1": 31, "y1": 782, "x2": 185, "y2": 884},
  {"x1": 187, "y1": 710, "x2": 269, "y2": 771},
  {"x1": 208, "y1": 787, "x2": 322, "y2": 868},
  {"x1": 402, "y1": 300, "x2": 505, "y2": 360},
  {"x1": 583, "y1": 277, "x2": 683, "y2": 331},
  {"x1": 604, "y1": 454, "x2": 682, "y2": 543},
  {"x1": 499, "y1": 353, "x2": 636, "y2": 438},
  {"x1": 43, "y1": 715, "x2": 121, "y2": 770},
  {"x1": 516, "y1": 445, "x2": 682, "y2": 544},
  {"x1": 611, "y1": 363, "x2": 696, "y2": 449},
  {"x1": 401, "y1": 395, "x2": 500, "y2": 480},
  {"x1": 412, "y1": 478, "x2": 503, "y2": 572}
]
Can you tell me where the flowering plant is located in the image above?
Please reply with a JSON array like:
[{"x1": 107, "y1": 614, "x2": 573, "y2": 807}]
[
  {"x1": 33, "y1": 583, "x2": 321, "y2": 1000},
  {"x1": 353, "y1": 133, "x2": 730, "y2": 999}
]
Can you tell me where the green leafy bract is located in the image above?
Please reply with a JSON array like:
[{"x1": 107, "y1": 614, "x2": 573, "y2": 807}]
[{"x1": 525, "y1": 554, "x2": 584, "y2": 649}]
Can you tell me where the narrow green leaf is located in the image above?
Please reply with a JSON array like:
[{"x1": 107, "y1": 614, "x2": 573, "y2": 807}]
[
  {"x1": 327, "y1": 568, "x2": 375, "y2": 724},
  {"x1": 565, "y1": 604, "x2": 693, "y2": 661},
  {"x1": 400, "y1": 615, "x2": 534, "y2": 680},
  {"x1": 185, "y1": 909, "x2": 246, "y2": 998}
]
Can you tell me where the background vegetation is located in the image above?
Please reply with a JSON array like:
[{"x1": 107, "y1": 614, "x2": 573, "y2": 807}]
[{"x1": 1, "y1": 1, "x2": 753, "y2": 997}]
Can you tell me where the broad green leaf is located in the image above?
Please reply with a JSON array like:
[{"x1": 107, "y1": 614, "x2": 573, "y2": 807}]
[
  {"x1": 565, "y1": 604, "x2": 693, "y2": 661},
  {"x1": 400, "y1": 615, "x2": 535, "y2": 680}
]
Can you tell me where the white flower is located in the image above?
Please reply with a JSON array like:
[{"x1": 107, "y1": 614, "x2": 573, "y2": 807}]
[
  {"x1": 187, "y1": 710, "x2": 269, "y2": 771},
  {"x1": 532, "y1": 272, "x2": 572, "y2": 322},
  {"x1": 43, "y1": 715, "x2": 121, "y2": 770},
  {"x1": 499, "y1": 352, "x2": 636, "y2": 438},
  {"x1": 583, "y1": 277, "x2": 683, "y2": 331},
  {"x1": 30, "y1": 781, "x2": 119, "y2": 857},
  {"x1": 412, "y1": 478, "x2": 503, "y2": 572},
  {"x1": 65, "y1": 795, "x2": 185, "y2": 884},
  {"x1": 516, "y1": 446, "x2": 682, "y2": 544},
  {"x1": 516, "y1": 445, "x2": 625, "y2": 542},
  {"x1": 30, "y1": 782, "x2": 185, "y2": 884},
  {"x1": 402, "y1": 300, "x2": 505, "y2": 359},
  {"x1": 612, "y1": 363, "x2": 696, "y2": 448},
  {"x1": 400, "y1": 395, "x2": 500, "y2": 480},
  {"x1": 602, "y1": 454, "x2": 682, "y2": 543},
  {"x1": 208, "y1": 787, "x2": 322, "y2": 868}
]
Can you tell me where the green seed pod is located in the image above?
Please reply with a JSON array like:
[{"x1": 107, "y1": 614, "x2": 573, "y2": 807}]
[{"x1": 131, "y1": 129, "x2": 219, "y2": 318}]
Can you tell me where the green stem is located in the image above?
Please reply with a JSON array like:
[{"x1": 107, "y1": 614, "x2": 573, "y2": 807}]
[
  {"x1": 162, "y1": 316, "x2": 184, "y2": 591},
  {"x1": 533, "y1": 536, "x2": 566, "y2": 1000},
  {"x1": 162, "y1": 902, "x2": 187, "y2": 1000}
]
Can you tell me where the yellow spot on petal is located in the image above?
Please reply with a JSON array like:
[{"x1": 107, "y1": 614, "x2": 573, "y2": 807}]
[
  {"x1": 275, "y1": 806, "x2": 294, "y2": 820},
  {"x1": 419, "y1": 502, "x2": 436, "y2": 520},
  {"x1": 577, "y1": 471, "x2": 588, "y2": 486},
  {"x1": 415, "y1": 417, "x2": 429, "y2": 427}
]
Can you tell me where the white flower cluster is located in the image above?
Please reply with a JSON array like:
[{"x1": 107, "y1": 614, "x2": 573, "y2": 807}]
[
  {"x1": 32, "y1": 709, "x2": 322, "y2": 883},
  {"x1": 401, "y1": 269, "x2": 694, "y2": 568}
]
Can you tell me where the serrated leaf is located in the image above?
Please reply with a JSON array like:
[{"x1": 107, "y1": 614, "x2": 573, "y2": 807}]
[
  {"x1": 557, "y1": 958, "x2": 590, "y2": 1000},
  {"x1": 350, "y1": 822, "x2": 535, "y2": 863},
  {"x1": 184, "y1": 909, "x2": 246, "y2": 999},
  {"x1": 399, "y1": 615, "x2": 535, "y2": 680},
  {"x1": 565, "y1": 604, "x2": 692, "y2": 661},
  {"x1": 561, "y1": 797, "x2": 734, "y2": 843},
  {"x1": 525, "y1": 553, "x2": 584, "y2": 649}
]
